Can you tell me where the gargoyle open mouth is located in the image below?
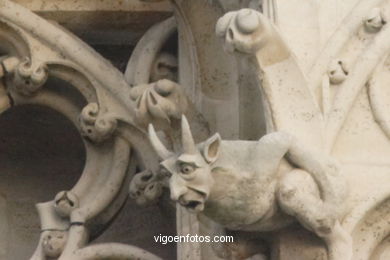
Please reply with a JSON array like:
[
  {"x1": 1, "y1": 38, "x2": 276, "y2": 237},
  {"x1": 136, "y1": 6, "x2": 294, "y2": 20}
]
[
  {"x1": 177, "y1": 188, "x2": 207, "y2": 212},
  {"x1": 179, "y1": 196, "x2": 205, "y2": 212},
  {"x1": 182, "y1": 200, "x2": 204, "y2": 212}
]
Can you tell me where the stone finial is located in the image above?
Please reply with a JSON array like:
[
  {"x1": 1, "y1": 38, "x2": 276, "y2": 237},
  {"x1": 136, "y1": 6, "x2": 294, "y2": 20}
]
[
  {"x1": 216, "y1": 9, "x2": 272, "y2": 54},
  {"x1": 42, "y1": 230, "x2": 68, "y2": 258},
  {"x1": 54, "y1": 190, "x2": 79, "y2": 217}
]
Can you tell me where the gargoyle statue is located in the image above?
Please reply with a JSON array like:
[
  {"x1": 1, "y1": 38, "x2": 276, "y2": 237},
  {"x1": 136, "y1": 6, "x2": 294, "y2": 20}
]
[{"x1": 148, "y1": 115, "x2": 351, "y2": 260}]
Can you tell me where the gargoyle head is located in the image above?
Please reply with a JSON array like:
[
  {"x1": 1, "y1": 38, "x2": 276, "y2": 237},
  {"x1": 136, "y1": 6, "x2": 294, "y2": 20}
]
[{"x1": 148, "y1": 115, "x2": 221, "y2": 213}]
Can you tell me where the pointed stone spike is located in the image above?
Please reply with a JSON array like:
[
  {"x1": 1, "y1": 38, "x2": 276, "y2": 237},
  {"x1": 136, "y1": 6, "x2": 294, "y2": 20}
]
[
  {"x1": 181, "y1": 115, "x2": 197, "y2": 154},
  {"x1": 148, "y1": 124, "x2": 174, "y2": 159}
]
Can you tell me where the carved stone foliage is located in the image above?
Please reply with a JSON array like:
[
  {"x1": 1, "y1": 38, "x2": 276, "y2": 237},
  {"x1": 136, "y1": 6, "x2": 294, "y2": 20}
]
[
  {"x1": 129, "y1": 79, "x2": 188, "y2": 131},
  {"x1": 125, "y1": 15, "x2": 210, "y2": 209}
]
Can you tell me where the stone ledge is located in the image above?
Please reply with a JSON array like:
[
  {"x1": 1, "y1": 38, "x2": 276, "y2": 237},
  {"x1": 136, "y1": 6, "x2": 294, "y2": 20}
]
[{"x1": 13, "y1": 0, "x2": 173, "y2": 45}]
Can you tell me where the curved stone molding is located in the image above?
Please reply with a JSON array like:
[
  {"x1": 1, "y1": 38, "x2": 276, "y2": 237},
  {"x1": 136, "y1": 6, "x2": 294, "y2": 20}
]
[
  {"x1": 124, "y1": 13, "x2": 214, "y2": 260},
  {"x1": 0, "y1": 0, "x2": 162, "y2": 259},
  {"x1": 124, "y1": 14, "x2": 209, "y2": 142},
  {"x1": 308, "y1": 0, "x2": 387, "y2": 102},
  {"x1": 368, "y1": 54, "x2": 390, "y2": 140},
  {"x1": 324, "y1": 14, "x2": 390, "y2": 151},
  {"x1": 72, "y1": 243, "x2": 161, "y2": 260},
  {"x1": 125, "y1": 13, "x2": 210, "y2": 210},
  {"x1": 48, "y1": 226, "x2": 161, "y2": 260},
  {"x1": 216, "y1": 8, "x2": 324, "y2": 149},
  {"x1": 125, "y1": 17, "x2": 177, "y2": 86}
]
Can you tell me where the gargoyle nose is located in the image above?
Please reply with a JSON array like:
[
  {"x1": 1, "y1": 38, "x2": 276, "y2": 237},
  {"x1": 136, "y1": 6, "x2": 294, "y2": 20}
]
[{"x1": 169, "y1": 175, "x2": 188, "y2": 201}]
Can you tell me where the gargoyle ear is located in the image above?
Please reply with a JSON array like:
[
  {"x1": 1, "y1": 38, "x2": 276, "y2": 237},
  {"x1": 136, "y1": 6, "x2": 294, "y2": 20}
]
[{"x1": 202, "y1": 133, "x2": 221, "y2": 164}]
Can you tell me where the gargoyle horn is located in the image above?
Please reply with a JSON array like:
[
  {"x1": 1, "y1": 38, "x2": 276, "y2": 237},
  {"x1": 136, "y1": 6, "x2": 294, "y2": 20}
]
[
  {"x1": 148, "y1": 124, "x2": 174, "y2": 159},
  {"x1": 181, "y1": 115, "x2": 197, "y2": 154}
]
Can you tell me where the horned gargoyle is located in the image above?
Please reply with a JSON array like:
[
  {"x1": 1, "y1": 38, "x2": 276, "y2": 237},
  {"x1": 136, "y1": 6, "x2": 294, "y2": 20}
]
[
  {"x1": 128, "y1": 79, "x2": 209, "y2": 207},
  {"x1": 148, "y1": 115, "x2": 352, "y2": 260}
]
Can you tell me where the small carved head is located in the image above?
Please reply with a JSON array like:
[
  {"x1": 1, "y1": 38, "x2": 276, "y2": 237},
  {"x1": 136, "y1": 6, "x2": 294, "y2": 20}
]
[{"x1": 149, "y1": 115, "x2": 221, "y2": 212}]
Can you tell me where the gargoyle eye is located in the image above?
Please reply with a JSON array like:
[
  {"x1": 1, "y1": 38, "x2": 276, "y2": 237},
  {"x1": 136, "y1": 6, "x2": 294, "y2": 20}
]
[{"x1": 180, "y1": 164, "x2": 195, "y2": 175}]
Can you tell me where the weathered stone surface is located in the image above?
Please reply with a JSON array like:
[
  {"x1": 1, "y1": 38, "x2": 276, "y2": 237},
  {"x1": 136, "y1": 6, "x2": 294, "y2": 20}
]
[
  {"x1": 14, "y1": 0, "x2": 173, "y2": 45},
  {"x1": 0, "y1": 0, "x2": 390, "y2": 259}
]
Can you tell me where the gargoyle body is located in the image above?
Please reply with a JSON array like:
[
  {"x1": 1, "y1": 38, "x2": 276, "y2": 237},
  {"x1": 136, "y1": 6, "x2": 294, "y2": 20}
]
[{"x1": 149, "y1": 116, "x2": 351, "y2": 260}]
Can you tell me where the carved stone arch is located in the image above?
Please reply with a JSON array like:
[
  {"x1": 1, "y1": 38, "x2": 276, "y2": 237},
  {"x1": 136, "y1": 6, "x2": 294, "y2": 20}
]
[
  {"x1": 125, "y1": 16, "x2": 177, "y2": 86},
  {"x1": 0, "y1": 0, "x2": 161, "y2": 259},
  {"x1": 1, "y1": 0, "x2": 390, "y2": 259},
  {"x1": 171, "y1": 0, "x2": 243, "y2": 137},
  {"x1": 0, "y1": 20, "x2": 30, "y2": 57},
  {"x1": 0, "y1": 102, "x2": 86, "y2": 259}
]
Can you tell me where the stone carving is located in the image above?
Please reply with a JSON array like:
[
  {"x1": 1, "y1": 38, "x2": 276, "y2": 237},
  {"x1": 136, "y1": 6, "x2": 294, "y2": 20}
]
[
  {"x1": 0, "y1": 68, "x2": 11, "y2": 114},
  {"x1": 0, "y1": 56, "x2": 48, "y2": 96},
  {"x1": 149, "y1": 115, "x2": 351, "y2": 260},
  {"x1": 327, "y1": 60, "x2": 349, "y2": 85},
  {"x1": 12, "y1": 58, "x2": 48, "y2": 96},
  {"x1": 53, "y1": 191, "x2": 79, "y2": 218},
  {"x1": 364, "y1": 8, "x2": 386, "y2": 33},
  {"x1": 0, "y1": 0, "x2": 389, "y2": 259},
  {"x1": 79, "y1": 102, "x2": 118, "y2": 143},
  {"x1": 150, "y1": 52, "x2": 178, "y2": 82},
  {"x1": 125, "y1": 19, "x2": 187, "y2": 206},
  {"x1": 41, "y1": 230, "x2": 68, "y2": 258},
  {"x1": 125, "y1": 17, "x2": 177, "y2": 86},
  {"x1": 0, "y1": 1, "x2": 163, "y2": 259},
  {"x1": 129, "y1": 169, "x2": 166, "y2": 206},
  {"x1": 129, "y1": 79, "x2": 187, "y2": 131},
  {"x1": 212, "y1": 4, "x2": 390, "y2": 260},
  {"x1": 125, "y1": 16, "x2": 210, "y2": 211},
  {"x1": 216, "y1": 8, "x2": 272, "y2": 54}
]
